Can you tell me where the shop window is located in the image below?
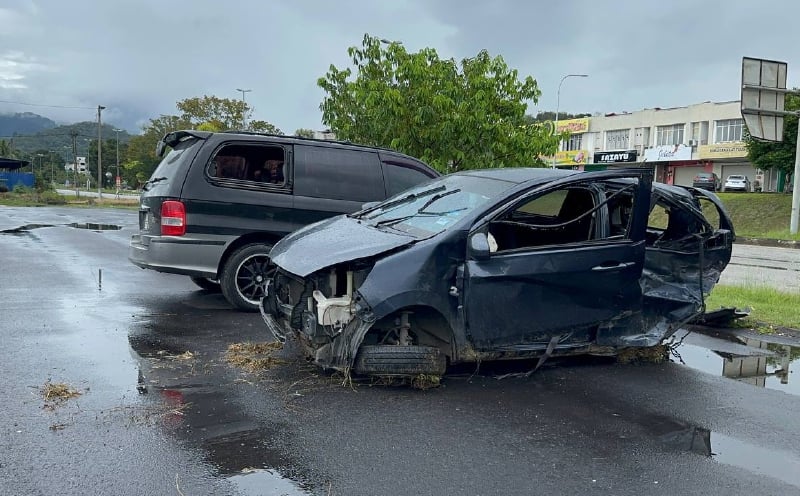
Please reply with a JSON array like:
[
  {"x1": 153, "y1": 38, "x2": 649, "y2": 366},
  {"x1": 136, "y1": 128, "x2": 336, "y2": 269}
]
[
  {"x1": 656, "y1": 124, "x2": 685, "y2": 146},
  {"x1": 715, "y1": 119, "x2": 743, "y2": 143}
]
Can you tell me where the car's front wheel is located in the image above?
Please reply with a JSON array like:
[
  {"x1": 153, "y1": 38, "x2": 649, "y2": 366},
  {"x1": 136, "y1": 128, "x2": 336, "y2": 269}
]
[
  {"x1": 353, "y1": 345, "x2": 447, "y2": 377},
  {"x1": 220, "y1": 243, "x2": 274, "y2": 312}
]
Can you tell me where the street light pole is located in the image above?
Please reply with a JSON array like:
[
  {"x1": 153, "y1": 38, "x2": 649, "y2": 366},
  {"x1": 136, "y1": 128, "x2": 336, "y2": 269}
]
[
  {"x1": 97, "y1": 105, "x2": 106, "y2": 198},
  {"x1": 235, "y1": 88, "x2": 251, "y2": 130},
  {"x1": 552, "y1": 74, "x2": 589, "y2": 168},
  {"x1": 114, "y1": 128, "x2": 122, "y2": 196}
]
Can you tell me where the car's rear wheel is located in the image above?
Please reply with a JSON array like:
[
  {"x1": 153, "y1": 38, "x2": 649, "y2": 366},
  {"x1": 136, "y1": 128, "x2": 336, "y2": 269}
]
[
  {"x1": 190, "y1": 277, "x2": 221, "y2": 292},
  {"x1": 353, "y1": 345, "x2": 447, "y2": 377},
  {"x1": 220, "y1": 243, "x2": 274, "y2": 312}
]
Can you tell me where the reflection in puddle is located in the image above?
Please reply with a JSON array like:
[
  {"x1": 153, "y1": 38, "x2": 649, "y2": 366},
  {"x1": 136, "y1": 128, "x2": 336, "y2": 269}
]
[
  {"x1": 128, "y1": 331, "x2": 316, "y2": 494},
  {"x1": 649, "y1": 415, "x2": 800, "y2": 487},
  {"x1": 711, "y1": 433, "x2": 800, "y2": 488},
  {"x1": 1, "y1": 222, "x2": 122, "y2": 234},
  {"x1": 670, "y1": 330, "x2": 799, "y2": 397},
  {"x1": 67, "y1": 222, "x2": 121, "y2": 231},
  {"x1": 228, "y1": 469, "x2": 310, "y2": 495}
]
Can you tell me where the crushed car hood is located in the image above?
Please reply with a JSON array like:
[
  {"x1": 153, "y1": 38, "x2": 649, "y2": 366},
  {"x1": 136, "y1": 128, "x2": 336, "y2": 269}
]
[{"x1": 269, "y1": 215, "x2": 417, "y2": 277}]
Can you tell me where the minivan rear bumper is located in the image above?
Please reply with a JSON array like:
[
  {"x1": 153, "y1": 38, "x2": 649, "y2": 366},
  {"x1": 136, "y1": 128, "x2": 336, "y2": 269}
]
[{"x1": 129, "y1": 233, "x2": 228, "y2": 278}]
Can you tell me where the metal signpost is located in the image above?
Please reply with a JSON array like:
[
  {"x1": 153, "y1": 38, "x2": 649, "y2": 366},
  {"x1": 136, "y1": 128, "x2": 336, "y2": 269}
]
[{"x1": 741, "y1": 56, "x2": 800, "y2": 234}]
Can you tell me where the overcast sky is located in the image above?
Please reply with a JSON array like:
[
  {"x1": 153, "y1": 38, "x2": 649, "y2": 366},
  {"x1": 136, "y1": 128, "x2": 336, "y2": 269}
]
[{"x1": 1, "y1": 0, "x2": 798, "y2": 134}]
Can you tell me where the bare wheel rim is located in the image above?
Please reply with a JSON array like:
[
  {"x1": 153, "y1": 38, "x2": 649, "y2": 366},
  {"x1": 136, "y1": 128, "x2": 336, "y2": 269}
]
[{"x1": 235, "y1": 253, "x2": 274, "y2": 304}]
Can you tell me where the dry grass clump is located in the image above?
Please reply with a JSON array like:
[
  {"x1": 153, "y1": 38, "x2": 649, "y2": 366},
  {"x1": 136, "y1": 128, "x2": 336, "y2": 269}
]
[
  {"x1": 224, "y1": 341, "x2": 285, "y2": 372},
  {"x1": 616, "y1": 344, "x2": 669, "y2": 365},
  {"x1": 40, "y1": 381, "x2": 82, "y2": 411}
]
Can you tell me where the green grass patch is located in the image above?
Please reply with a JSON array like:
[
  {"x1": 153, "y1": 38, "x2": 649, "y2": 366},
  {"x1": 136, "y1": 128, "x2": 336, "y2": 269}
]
[
  {"x1": 0, "y1": 191, "x2": 138, "y2": 209},
  {"x1": 715, "y1": 192, "x2": 800, "y2": 241},
  {"x1": 706, "y1": 284, "x2": 800, "y2": 330}
]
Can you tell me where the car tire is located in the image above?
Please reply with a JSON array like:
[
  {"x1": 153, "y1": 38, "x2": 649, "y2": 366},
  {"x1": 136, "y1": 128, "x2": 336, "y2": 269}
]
[
  {"x1": 190, "y1": 277, "x2": 221, "y2": 292},
  {"x1": 353, "y1": 345, "x2": 447, "y2": 377},
  {"x1": 220, "y1": 243, "x2": 274, "y2": 312}
]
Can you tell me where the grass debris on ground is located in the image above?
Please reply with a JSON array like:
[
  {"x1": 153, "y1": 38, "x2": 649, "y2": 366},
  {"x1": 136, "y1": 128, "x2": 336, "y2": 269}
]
[
  {"x1": 616, "y1": 344, "x2": 669, "y2": 364},
  {"x1": 705, "y1": 284, "x2": 800, "y2": 331},
  {"x1": 224, "y1": 341, "x2": 285, "y2": 372},
  {"x1": 40, "y1": 380, "x2": 82, "y2": 408}
]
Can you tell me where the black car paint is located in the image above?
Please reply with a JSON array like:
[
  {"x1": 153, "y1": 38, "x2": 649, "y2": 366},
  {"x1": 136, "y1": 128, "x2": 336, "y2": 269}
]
[{"x1": 262, "y1": 168, "x2": 735, "y2": 373}]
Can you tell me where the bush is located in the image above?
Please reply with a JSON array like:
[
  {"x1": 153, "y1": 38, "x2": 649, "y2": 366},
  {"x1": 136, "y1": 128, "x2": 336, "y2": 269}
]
[
  {"x1": 0, "y1": 184, "x2": 8, "y2": 193},
  {"x1": 13, "y1": 184, "x2": 31, "y2": 194}
]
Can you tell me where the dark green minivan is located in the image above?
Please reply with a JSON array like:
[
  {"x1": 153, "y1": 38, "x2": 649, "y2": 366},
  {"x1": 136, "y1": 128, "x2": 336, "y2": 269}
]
[{"x1": 129, "y1": 130, "x2": 439, "y2": 311}]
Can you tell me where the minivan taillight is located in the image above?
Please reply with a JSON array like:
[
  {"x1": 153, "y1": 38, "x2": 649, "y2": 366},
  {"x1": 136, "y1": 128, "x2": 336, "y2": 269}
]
[{"x1": 161, "y1": 200, "x2": 186, "y2": 236}]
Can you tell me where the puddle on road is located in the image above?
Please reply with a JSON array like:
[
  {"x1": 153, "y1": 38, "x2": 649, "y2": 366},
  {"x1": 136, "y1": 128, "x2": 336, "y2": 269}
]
[
  {"x1": 639, "y1": 411, "x2": 800, "y2": 487},
  {"x1": 670, "y1": 330, "x2": 800, "y2": 397},
  {"x1": 129, "y1": 330, "x2": 316, "y2": 495},
  {"x1": 650, "y1": 415, "x2": 800, "y2": 487},
  {"x1": 0, "y1": 222, "x2": 122, "y2": 234},
  {"x1": 228, "y1": 469, "x2": 310, "y2": 496},
  {"x1": 67, "y1": 222, "x2": 122, "y2": 231}
]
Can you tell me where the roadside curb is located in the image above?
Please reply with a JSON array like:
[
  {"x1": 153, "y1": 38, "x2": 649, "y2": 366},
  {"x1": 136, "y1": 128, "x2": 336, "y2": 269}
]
[{"x1": 735, "y1": 237, "x2": 800, "y2": 249}]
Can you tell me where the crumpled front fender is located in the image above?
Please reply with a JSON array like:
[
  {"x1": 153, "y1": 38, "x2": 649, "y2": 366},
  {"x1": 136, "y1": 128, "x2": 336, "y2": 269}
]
[{"x1": 313, "y1": 311, "x2": 377, "y2": 372}]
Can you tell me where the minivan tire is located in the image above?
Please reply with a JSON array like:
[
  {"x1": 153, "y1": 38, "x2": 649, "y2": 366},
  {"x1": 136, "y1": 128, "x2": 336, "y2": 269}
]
[
  {"x1": 353, "y1": 345, "x2": 447, "y2": 377},
  {"x1": 190, "y1": 277, "x2": 221, "y2": 292},
  {"x1": 220, "y1": 243, "x2": 274, "y2": 312}
]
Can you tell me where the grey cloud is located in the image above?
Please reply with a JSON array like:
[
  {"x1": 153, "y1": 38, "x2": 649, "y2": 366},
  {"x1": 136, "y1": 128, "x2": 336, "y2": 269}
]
[{"x1": 1, "y1": 0, "x2": 799, "y2": 134}]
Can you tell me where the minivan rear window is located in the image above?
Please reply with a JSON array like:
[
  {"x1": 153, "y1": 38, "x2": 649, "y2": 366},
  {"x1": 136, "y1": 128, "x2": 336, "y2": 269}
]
[
  {"x1": 383, "y1": 161, "x2": 436, "y2": 196},
  {"x1": 142, "y1": 139, "x2": 201, "y2": 193}
]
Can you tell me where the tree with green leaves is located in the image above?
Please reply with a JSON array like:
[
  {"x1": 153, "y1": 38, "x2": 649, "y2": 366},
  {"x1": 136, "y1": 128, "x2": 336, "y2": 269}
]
[
  {"x1": 175, "y1": 96, "x2": 282, "y2": 134},
  {"x1": 525, "y1": 111, "x2": 592, "y2": 124},
  {"x1": 318, "y1": 34, "x2": 560, "y2": 173},
  {"x1": 0, "y1": 138, "x2": 16, "y2": 158},
  {"x1": 294, "y1": 128, "x2": 315, "y2": 138},
  {"x1": 127, "y1": 96, "x2": 284, "y2": 183},
  {"x1": 745, "y1": 91, "x2": 800, "y2": 177}
]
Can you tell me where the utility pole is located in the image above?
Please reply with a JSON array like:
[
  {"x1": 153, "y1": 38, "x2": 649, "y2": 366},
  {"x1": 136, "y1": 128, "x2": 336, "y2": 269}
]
[
  {"x1": 97, "y1": 105, "x2": 105, "y2": 198},
  {"x1": 236, "y1": 88, "x2": 251, "y2": 130},
  {"x1": 114, "y1": 128, "x2": 121, "y2": 197},
  {"x1": 71, "y1": 131, "x2": 79, "y2": 198}
]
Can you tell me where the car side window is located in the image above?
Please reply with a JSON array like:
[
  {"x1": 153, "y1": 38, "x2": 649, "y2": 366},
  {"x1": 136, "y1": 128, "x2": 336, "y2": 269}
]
[
  {"x1": 207, "y1": 143, "x2": 288, "y2": 188},
  {"x1": 486, "y1": 181, "x2": 638, "y2": 253},
  {"x1": 382, "y1": 160, "x2": 436, "y2": 196},
  {"x1": 293, "y1": 146, "x2": 384, "y2": 202}
]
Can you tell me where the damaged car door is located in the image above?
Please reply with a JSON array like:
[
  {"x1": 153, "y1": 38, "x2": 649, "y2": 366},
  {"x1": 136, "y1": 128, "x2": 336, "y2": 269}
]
[{"x1": 463, "y1": 170, "x2": 652, "y2": 352}]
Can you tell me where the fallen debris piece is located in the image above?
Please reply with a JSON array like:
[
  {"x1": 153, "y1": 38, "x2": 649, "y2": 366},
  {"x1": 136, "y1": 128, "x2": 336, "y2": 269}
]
[
  {"x1": 224, "y1": 342, "x2": 285, "y2": 372},
  {"x1": 40, "y1": 381, "x2": 81, "y2": 402},
  {"x1": 691, "y1": 307, "x2": 751, "y2": 327},
  {"x1": 616, "y1": 345, "x2": 670, "y2": 365}
]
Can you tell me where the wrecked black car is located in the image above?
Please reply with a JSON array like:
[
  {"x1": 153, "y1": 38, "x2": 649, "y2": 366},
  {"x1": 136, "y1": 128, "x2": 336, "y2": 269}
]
[{"x1": 260, "y1": 168, "x2": 734, "y2": 378}]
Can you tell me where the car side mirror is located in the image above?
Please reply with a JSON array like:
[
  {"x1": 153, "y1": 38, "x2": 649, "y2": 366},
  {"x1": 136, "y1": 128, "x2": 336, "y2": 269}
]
[{"x1": 469, "y1": 232, "x2": 491, "y2": 261}]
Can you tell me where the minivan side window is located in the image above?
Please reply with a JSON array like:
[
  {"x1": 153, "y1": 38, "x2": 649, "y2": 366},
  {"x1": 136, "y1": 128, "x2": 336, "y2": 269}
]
[
  {"x1": 207, "y1": 144, "x2": 287, "y2": 187},
  {"x1": 382, "y1": 160, "x2": 436, "y2": 196},
  {"x1": 293, "y1": 146, "x2": 384, "y2": 202}
]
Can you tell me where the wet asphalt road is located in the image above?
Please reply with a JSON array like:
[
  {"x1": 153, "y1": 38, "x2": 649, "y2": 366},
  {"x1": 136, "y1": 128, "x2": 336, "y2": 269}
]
[{"x1": 1, "y1": 205, "x2": 800, "y2": 495}]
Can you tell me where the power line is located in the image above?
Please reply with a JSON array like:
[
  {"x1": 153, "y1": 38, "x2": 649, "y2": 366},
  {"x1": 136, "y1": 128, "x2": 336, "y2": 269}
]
[{"x1": 0, "y1": 99, "x2": 96, "y2": 110}]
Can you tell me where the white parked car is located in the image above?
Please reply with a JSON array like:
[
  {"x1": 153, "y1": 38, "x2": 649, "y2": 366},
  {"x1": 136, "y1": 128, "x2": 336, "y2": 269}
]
[{"x1": 722, "y1": 175, "x2": 750, "y2": 192}]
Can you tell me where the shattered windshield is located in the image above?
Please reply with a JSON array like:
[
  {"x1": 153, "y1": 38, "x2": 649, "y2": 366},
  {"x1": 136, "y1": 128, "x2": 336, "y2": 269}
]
[{"x1": 358, "y1": 174, "x2": 512, "y2": 236}]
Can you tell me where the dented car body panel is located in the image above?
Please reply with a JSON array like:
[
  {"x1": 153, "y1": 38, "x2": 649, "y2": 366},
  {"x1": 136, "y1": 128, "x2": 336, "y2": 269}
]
[{"x1": 260, "y1": 167, "x2": 734, "y2": 376}]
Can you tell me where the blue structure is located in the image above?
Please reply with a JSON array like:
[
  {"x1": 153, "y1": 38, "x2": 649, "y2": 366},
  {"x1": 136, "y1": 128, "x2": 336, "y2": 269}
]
[{"x1": 0, "y1": 157, "x2": 33, "y2": 190}]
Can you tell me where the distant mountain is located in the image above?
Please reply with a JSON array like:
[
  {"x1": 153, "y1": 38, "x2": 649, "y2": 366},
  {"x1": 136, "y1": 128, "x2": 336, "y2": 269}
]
[
  {"x1": 0, "y1": 112, "x2": 57, "y2": 137},
  {"x1": 8, "y1": 122, "x2": 131, "y2": 156}
]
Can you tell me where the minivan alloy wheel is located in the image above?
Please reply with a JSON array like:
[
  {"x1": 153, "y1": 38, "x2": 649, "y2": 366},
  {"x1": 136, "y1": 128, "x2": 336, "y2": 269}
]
[{"x1": 220, "y1": 243, "x2": 274, "y2": 311}]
